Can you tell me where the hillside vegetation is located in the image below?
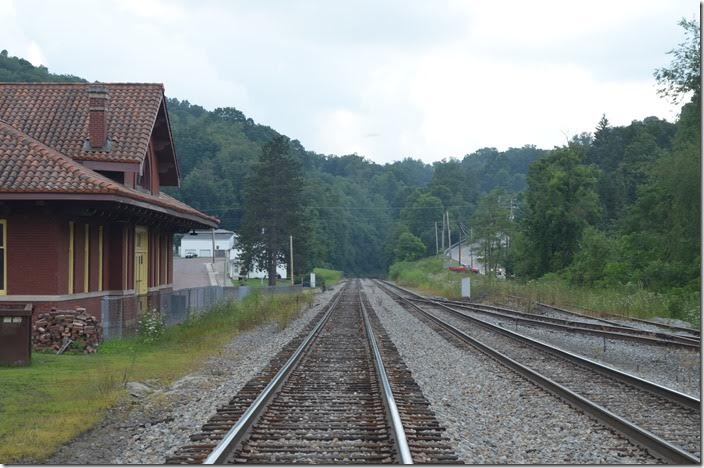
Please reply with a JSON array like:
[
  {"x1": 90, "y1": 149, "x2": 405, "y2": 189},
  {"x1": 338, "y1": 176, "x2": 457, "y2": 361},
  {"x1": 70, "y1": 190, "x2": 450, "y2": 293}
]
[{"x1": 0, "y1": 19, "x2": 699, "y2": 305}]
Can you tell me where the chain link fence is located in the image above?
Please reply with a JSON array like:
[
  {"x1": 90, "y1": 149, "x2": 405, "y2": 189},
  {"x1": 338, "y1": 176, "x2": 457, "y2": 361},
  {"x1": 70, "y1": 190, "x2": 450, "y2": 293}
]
[{"x1": 100, "y1": 284, "x2": 306, "y2": 340}]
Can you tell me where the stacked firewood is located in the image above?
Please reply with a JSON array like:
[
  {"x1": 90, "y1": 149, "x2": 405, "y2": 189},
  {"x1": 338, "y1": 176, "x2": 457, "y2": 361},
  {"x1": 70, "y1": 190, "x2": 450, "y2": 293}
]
[{"x1": 32, "y1": 307, "x2": 102, "y2": 353}]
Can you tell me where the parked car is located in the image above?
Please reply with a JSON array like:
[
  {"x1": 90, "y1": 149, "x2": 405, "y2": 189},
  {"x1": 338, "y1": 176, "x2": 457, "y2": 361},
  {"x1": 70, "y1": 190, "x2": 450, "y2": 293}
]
[{"x1": 185, "y1": 252, "x2": 197, "y2": 258}]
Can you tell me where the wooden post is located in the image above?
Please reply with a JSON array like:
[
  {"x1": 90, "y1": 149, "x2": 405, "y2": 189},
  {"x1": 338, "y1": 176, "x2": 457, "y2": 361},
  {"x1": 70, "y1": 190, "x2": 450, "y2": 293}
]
[
  {"x1": 446, "y1": 211, "x2": 451, "y2": 255},
  {"x1": 434, "y1": 221, "x2": 439, "y2": 255},
  {"x1": 211, "y1": 229, "x2": 216, "y2": 264},
  {"x1": 289, "y1": 235, "x2": 294, "y2": 287},
  {"x1": 458, "y1": 225, "x2": 462, "y2": 266},
  {"x1": 441, "y1": 214, "x2": 445, "y2": 251}
]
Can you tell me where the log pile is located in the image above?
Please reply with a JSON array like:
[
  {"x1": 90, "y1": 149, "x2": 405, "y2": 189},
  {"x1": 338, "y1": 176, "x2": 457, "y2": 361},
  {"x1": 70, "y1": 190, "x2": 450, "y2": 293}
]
[{"x1": 32, "y1": 307, "x2": 102, "y2": 353}]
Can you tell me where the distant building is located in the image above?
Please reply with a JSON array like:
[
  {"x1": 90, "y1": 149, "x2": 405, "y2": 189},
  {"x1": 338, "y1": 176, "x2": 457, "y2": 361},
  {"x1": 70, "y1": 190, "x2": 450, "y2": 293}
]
[
  {"x1": 0, "y1": 83, "x2": 218, "y2": 318},
  {"x1": 227, "y1": 235, "x2": 287, "y2": 280},
  {"x1": 179, "y1": 229, "x2": 235, "y2": 258}
]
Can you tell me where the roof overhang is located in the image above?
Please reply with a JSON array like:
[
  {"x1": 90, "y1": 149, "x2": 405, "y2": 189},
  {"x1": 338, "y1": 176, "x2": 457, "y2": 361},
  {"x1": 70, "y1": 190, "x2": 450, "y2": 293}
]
[
  {"x1": 0, "y1": 193, "x2": 218, "y2": 229},
  {"x1": 152, "y1": 97, "x2": 180, "y2": 186}
]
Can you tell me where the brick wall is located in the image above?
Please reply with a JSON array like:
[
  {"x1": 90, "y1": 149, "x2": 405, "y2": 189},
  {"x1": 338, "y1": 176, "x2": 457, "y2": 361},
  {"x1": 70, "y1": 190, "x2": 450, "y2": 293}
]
[
  {"x1": 28, "y1": 295, "x2": 103, "y2": 321},
  {"x1": 6, "y1": 213, "x2": 62, "y2": 294}
]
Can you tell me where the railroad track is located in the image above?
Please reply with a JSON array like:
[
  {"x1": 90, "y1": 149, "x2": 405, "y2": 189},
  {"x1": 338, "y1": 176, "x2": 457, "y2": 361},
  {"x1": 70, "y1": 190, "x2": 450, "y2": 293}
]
[
  {"x1": 535, "y1": 302, "x2": 701, "y2": 338},
  {"x1": 420, "y1": 298, "x2": 700, "y2": 349},
  {"x1": 375, "y1": 280, "x2": 701, "y2": 464},
  {"x1": 167, "y1": 281, "x2": 457, "y2": 464}
]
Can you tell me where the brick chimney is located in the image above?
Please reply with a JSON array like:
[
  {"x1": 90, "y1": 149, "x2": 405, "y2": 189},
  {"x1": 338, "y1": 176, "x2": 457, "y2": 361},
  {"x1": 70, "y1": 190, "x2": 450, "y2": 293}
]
[{"x1": 88, "y1": 84, "x2": 108, "y2": 149}]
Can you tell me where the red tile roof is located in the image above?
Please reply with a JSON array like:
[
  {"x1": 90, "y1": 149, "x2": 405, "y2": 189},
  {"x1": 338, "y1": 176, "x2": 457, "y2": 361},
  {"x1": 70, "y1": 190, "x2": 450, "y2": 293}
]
[
  {"x1": 0, "y1": 83, "x2": 164, "y2": 164},
  {"x1": 0, "y1": 120, "x2": 218, "y2": 226}
]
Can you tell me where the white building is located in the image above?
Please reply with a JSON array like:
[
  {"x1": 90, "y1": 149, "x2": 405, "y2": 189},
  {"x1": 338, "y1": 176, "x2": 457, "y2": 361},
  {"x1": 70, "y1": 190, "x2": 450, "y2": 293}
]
[
  {"x1": 227, "y1": 236, "x2": 287, "y2": 280},
  {"x1": 179, "y1": 229, "x2": 235, "y2": 258}
]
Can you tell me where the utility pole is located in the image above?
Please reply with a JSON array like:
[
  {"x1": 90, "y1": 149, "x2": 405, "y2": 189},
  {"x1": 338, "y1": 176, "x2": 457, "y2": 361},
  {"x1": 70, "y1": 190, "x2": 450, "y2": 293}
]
[
  {"x1": 211, "y1": 229, "x2": 216, "y2": 265},
  {"x1": 434, "y1": 221, "x2": 439, "y2": 255},
  {"x1": 469, "y1": 226, "x2": 474, "y2": 269},
  {"x1": 441, "y1": 214, "x2": 445, "y2": 251},
  {"x1": 289, "y1": 235, "x2": 294, "y2": 287},
  {"x1": 446, "y1": 211, "x2": 451, "y2": 254},
  {"x1": 457, "y1": 223, "x2": 462, "y2": 266}
]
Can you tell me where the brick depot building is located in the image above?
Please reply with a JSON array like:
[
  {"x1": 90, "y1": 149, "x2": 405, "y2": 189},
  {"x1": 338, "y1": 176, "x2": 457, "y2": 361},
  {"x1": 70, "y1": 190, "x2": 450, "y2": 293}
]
[{"x1": 0, "y1": 83, "x2": 218, "y2": 318}]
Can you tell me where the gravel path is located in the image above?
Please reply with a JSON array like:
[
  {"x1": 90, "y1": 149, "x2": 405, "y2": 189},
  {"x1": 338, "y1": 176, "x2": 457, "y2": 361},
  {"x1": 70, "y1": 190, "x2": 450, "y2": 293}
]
[
  {"x1": 362, "y1": 280, "x2": 657, "y2": 464},
  {"x1": 454, "y1": 306, "x2": 700, "y2": 396},
  {"x1": 45, "y1": 284, "x2": 342, "y2": 464}
]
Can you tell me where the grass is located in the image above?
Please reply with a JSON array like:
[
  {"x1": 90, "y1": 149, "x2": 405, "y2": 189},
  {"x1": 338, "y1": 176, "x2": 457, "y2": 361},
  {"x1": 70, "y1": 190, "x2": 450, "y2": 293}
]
[
  {"x1": 229, "y1": 269, "x2": 343, "y2": 289},
  {"x1": 234, "y1": 278, "x2": 293, "y2": 288},
  {"x1": 0, "y1": 291, "x2": 314, "y2": 463},
  {"x1": 313, "y1": 268, "x2": 343, "y2": 286},
  {"x1": 389, "y1": 256, "x2": 700, "y2": 327}
]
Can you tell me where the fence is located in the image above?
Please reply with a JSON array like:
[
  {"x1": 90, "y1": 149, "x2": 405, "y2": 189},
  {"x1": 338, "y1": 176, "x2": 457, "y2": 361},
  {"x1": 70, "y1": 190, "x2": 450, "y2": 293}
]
[{"x1": 100, "y1": 284, "x2": 306, "y2": 340}]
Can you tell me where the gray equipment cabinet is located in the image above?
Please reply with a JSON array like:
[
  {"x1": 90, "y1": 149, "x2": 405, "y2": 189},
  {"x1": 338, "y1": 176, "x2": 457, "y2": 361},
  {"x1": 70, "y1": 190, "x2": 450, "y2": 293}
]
[{"x1": 0, "y1": 304, "x2": 33, "y2": 366}]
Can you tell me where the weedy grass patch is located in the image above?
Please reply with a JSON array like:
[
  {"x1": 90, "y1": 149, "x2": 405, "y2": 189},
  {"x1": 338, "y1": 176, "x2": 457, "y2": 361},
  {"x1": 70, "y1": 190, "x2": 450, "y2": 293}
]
[
  {"x1": 313, "y1": 268, "x2": 343, "y2": 286},
  {"x1": 388, "y1": 256, "x2": 699, "y2": 327},
  {"x1": 0, "y1": 291, "x2": 313, "y2": 463}
]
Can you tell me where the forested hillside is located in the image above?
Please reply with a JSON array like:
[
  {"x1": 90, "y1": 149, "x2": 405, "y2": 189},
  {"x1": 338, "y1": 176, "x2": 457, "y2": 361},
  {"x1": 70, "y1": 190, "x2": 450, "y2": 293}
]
[
  {"x1": 156, "y1": 97, "x2": 547, "y2": 274},
  {"x1": 0, "y1": 14, "x2": 699, "y2": 307}
]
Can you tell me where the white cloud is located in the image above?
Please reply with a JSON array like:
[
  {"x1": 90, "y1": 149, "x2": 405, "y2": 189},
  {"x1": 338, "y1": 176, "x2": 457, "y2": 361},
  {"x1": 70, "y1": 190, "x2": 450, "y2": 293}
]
[
  {"x1": 25, "y1": 40, "x2": 46, "y2": 66},
  {"x1": 0, "y1": 0, "x2": 695, "y2": 163},
  {"x1": 114, "y1": 0, "x2": 187, "y2": 22}
]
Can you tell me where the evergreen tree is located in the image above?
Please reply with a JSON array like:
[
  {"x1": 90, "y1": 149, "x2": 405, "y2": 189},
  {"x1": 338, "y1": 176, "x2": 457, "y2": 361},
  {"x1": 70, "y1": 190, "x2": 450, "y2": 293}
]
[
  {"x1": 239, "y1": 136, "x2": 308, "y2": 285},
  {"x1": 517, "y1": 148, "x2": 601, "y2": 277}
]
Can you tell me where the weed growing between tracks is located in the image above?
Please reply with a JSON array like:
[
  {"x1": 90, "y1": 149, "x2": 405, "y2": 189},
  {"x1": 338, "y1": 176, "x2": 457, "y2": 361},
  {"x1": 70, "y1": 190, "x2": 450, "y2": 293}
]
[
  {"x1": 389, "y1": 256, "x2": 699, "y2": 327},
  {"x1": 0, "y1": 291, "x2": 314, "y2": 463}
]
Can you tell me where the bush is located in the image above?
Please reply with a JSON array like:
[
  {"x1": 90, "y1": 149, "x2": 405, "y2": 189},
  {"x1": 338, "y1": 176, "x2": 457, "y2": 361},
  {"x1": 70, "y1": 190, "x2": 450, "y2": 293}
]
[{"x1": 137, "y1": 309, "x2": 166, "y2": 344}]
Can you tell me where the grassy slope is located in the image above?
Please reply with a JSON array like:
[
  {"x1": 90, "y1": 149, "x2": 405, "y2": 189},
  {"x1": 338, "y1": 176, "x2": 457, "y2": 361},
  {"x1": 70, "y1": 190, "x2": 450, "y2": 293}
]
[
  {"x1": 0, "y1": 291, "x2": 313, "y2": 463},
  {"x1": 313, "y1": 268, "x2": 343, "y2": 286},
  {"x1": 389, "y1": 256, "x2": 699, "y2": 326}
]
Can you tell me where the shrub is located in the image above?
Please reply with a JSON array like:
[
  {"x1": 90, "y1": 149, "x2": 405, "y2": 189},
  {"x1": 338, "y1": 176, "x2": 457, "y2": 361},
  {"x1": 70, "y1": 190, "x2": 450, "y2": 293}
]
[{"x1": 137, "y1": 309, "x2": 166, "y2": 344}]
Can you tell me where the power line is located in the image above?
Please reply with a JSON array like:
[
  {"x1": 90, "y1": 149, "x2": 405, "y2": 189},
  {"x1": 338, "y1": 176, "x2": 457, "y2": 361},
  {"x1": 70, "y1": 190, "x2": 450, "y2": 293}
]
[{"x1": 184, "y1": 203, "x2": 478, "y2": 212}]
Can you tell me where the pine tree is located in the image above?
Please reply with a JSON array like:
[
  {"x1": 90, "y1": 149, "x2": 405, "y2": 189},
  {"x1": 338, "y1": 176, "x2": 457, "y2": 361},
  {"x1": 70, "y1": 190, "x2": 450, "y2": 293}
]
[{"x1": 239, "y1": 136, "x2": 308, "y2": 285}]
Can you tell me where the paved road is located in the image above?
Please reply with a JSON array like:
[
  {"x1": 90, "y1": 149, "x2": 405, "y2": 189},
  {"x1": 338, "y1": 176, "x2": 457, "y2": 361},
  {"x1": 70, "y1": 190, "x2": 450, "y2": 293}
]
[
  {"x1": 448, "y1": 242, "x2": 485, "y2": 273},
  {"x1": 173, "y1": 257, "x2": 227, "y2": 290}
]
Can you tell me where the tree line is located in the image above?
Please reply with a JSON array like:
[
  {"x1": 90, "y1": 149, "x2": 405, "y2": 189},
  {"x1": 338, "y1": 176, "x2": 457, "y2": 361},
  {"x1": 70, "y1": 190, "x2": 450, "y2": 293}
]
[{"x1": 0, "y1": 19, "x2": 698, "y2": 303}]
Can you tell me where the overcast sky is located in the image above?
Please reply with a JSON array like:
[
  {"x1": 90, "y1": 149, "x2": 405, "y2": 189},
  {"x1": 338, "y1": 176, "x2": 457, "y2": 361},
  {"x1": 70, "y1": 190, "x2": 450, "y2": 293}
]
[{"x1": 0, "y1": 0, "x2": 697, "y2": 163}]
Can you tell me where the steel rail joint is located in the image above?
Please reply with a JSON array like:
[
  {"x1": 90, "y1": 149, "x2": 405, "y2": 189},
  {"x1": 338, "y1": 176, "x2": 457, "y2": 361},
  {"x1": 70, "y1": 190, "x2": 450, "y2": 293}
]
[
  {"x1": 359, "y1": 289, "x2": 414, "y2": 465},
  {"x1": 203, "y1": 286, "x2": 346, "y2": 464}
]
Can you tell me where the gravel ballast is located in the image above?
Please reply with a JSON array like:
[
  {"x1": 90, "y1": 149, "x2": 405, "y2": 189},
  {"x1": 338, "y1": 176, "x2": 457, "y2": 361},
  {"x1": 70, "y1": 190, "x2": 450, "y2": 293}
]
[
  {"x1": 362, "y1": 280, "x2": 657, "y2": 464},
  {"x1": 452, "y1": 305, "x2": 700, "y2": 396},
  {"x1": 45, "y1": 284, "x2": 342, "y2": 465}
]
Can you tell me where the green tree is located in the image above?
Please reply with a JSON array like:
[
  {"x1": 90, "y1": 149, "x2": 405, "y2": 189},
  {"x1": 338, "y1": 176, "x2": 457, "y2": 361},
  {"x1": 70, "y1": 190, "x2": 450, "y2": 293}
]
[
  {"x1": 239, "y1": 136, "x2": 308, "y2": 285},
  {"x1": 471, "y1": 189, "x2": 513, "y2": 275},
  {"x1": 392, "y1": 231, "x2": 427, "y2": 262},
  {"x1": 400, "y1": 192, "x2": 444, "y2": 254},
  {"x1": 654, "y1": 18, "x2": 700, "y2": 104},
  {"x1": 518, "y1": 148, "x2": 601, "y2": 277}
]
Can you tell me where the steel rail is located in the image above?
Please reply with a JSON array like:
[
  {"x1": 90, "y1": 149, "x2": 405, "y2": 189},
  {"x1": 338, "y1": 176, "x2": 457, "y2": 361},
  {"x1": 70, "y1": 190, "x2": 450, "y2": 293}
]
[
  {"x1": 533, "y1": 301, "x2": 644, "y2": 328},
  {"x1": 203, "y1": 287, "x2": 345, "y2": 464},
  {"x1": 623, "y1": 316, "x2": 701, "y2": 336},
  {"x1": 359, "y1": 290, "x2": 414, "y2": 464},
  {"x1": 380, "y1": 280, "x2": 699, "y2": 410},
  {"x1": 553, "y1": 302, "x2": 702, "y2": 337},
  {"x1": 457, "y1": 300, "x2": 700, "y2": 343},
  {"x1": 418, "y1": 298, "x2": 700, "y2": 348},
  {"x1": 376, "y1": 280, "x2": 700, "y2": 464}
]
